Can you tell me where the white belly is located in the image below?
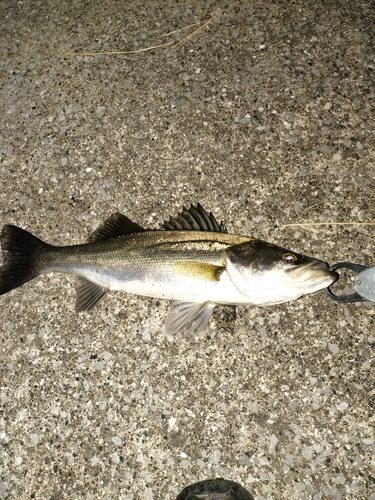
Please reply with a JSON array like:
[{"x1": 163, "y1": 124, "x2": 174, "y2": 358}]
[{"x1": 106, "y1": 269, "x2": 252, "y2": 305}]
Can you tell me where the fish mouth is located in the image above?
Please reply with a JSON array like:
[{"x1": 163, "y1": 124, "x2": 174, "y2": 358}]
[
  {"x1": 286, "y1": 260, "x2": 338, "y2": 286},
  {"x1": 309, "y1": 260, "x2": 330, "y2": 271},
  {"x1": 308, "y1": 261, "x2": 339, "y2": 284}
]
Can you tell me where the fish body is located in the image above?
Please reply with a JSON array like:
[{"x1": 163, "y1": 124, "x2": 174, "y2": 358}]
[
  {"x1": 0, "y1": 204, "x2": 337, "y2": 339},
  {"x1": 39, "y1": 231, "x2": 255, "y2": 306}
]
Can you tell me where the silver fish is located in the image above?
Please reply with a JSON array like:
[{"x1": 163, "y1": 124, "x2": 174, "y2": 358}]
[{"x1": 0, "y1": 204, "x2": 337, "y2": 339}]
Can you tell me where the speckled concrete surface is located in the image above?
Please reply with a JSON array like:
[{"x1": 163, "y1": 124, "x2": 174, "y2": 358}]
[{"x1": 1, "y1": 1, "x2": 375, "y2": 499}]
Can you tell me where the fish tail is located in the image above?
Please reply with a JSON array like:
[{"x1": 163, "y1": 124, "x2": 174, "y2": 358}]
[{"x1": 0, "y1": 225, "x2": 47, "y2": 295}]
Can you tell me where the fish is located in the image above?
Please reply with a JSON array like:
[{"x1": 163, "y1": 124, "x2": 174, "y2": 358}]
[{"x1": 0, "y1": 204, "x2": 337, "y2": 339}]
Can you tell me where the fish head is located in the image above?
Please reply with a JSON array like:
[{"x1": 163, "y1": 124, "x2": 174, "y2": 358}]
[{"x1": 225, "y1": 240, "x2": 338, "y2": 306}]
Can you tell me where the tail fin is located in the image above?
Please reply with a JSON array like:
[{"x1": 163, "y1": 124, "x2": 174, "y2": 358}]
[{"x1": 0, "y1": 225, "x2": 46, "y2": 295}]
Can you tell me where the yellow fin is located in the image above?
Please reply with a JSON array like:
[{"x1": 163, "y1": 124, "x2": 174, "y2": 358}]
[{"x1": 173, "y1": 261, "x2": 224, "y2": 281}]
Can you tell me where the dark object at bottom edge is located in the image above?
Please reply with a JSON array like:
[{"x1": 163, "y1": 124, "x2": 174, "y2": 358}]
[{"x1": 175, "y1": 478, "x2": 254, "y2": 500}]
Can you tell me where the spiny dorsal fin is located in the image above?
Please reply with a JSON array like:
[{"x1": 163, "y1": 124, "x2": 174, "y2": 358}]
[
  {"x1": 88, "y1": 212, "x2": 145, "y2": 242},
  {"x1": 162, "y1": 204, "x2": 227, "y2": 233}
]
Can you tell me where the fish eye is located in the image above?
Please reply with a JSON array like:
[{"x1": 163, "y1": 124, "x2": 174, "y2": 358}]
[{"x1": 281, "y1": 252, "x2": 297, "y2": 263}]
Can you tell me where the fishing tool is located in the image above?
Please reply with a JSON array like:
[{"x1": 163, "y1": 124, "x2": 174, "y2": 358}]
[{"x1": 326, "y1": 262, "x2": 375, "y2": 303}]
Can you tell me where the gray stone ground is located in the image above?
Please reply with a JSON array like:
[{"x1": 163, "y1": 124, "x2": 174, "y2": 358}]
[{"x1": 1, "y1": 1, "x2": 374, "y2": 499}]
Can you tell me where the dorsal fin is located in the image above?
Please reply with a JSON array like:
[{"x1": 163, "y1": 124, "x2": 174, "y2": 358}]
[
  {"x1": 88, "y1": 212, "x2": 145, "y2": 242},
  {"x1": 162, "y1": 204, "x2": 227, "y2": 233}
]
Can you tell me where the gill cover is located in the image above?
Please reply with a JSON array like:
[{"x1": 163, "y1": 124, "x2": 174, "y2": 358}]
[{"x1": 224, "y1": 240, "x2": 312, "y2": 304}]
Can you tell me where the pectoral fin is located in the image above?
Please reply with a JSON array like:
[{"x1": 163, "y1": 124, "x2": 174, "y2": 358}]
[
  {"x1": 75, "y1": 277, "x2": 109, "y2": 311},
  {"x1": 163, "y1": 301, "x2": 216, "y2": 340}
]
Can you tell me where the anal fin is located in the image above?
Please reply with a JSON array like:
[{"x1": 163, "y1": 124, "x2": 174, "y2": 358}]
[
  {"x1": 75, "y1": 277, "x2": 109, "y2": 312},
  {"x1": 163, "y1": 301, "x2": 216, "y2": 340}
]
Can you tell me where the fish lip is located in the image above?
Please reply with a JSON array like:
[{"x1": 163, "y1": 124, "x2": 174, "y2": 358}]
[
  {"x1": 308, "y1": 260, "x2": 330, "y2": 271},
  {"x1": 319, "y1": 271, "x2": 338, "y2": 288},
  {"x1": 327, "y1": 270, "x2": 339, "y2": 285},
  {"x1": 285, "y1": 259, "x2": 329, "y2": 275},
  {"x1": 285, "y1": 260, "x2": 338, "y2": 285},
  {"x1": 307, "y1": 261, "x2": 339, "y2": 285}
]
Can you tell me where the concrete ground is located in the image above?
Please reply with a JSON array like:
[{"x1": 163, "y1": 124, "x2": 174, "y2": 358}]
[{"x1": 1, "y1": 1, "x2": 374, "y2": 499}]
